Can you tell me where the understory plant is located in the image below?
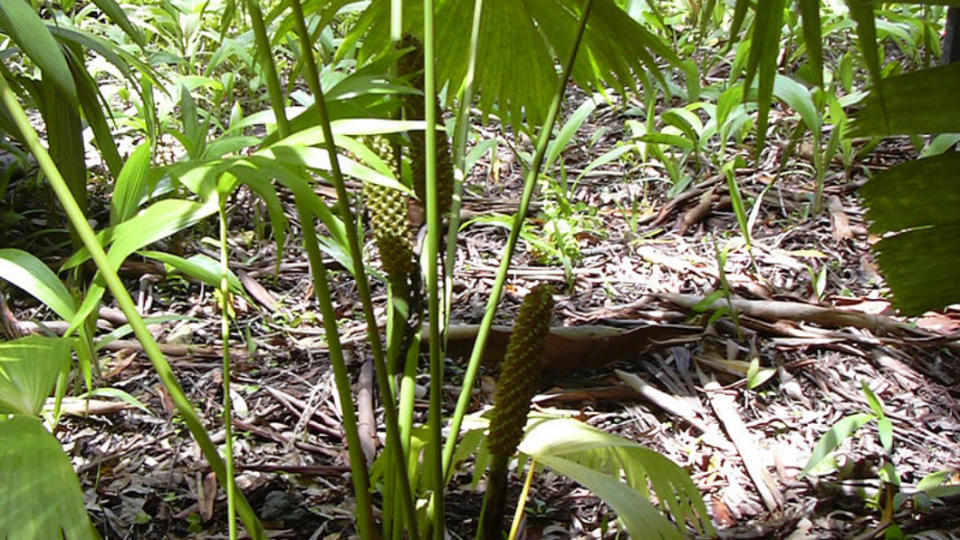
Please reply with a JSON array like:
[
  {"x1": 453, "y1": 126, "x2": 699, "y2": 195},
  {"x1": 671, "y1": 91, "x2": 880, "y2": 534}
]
[{"x1": 21, "y1": 0, "x2": 960, "y2": 537}]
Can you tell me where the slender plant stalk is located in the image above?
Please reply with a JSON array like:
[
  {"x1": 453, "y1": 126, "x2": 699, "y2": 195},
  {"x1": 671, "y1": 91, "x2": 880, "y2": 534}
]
[
  {"x1": 286, "y1": 1, "x2": 419, "y2": 536},
  {"x1": 507, "y1": 459, "x2": 537, "y2": 540},
  {"x1": 294, "y1": 198, "x2": 376, "y2": 539},
  {"x1": 421, "y1": 0, "x2": 447, "y2": 536},
  {"x1": 244, "y1": 0, "x2": 290, "y2": 136},
  {"x1": 442, "y1": 0, "x2": 596, "y2": 478},
  {"x1": 218, "y1": 194, "x2": 238, "y2": 540},
  {"x1": 0, "y1": 70, "x2": 266, "y2": 540},
  {"x1": 477, "y1": 454, "x2": 510, "y2": 540},
  {"x1": 443, "y1": 0, "x2": 485, "y2": 349}
]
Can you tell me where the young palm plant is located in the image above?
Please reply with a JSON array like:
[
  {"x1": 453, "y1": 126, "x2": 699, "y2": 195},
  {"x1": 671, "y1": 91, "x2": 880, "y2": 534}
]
[{"x1": 0, "y1": 0, "x2": 716, "y2": 538}]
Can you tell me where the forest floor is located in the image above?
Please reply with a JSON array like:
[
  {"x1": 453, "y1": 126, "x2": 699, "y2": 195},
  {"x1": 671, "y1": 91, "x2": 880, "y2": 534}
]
[{"x1": 4, "y1": 87, "x2": 960, "y2": 539}]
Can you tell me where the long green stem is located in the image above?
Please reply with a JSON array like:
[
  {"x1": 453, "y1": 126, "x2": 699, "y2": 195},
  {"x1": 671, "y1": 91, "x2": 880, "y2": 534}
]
[
  {"x1": 441, "y1": 0, "x2": 596, "y2": 478},
  {"x1": 0, "y1": 68, "x2": 266, "y2": 540},
  {"x1": 295, "y1": 198, "x2": 375, "y2": 539},
  {"x1": 422, "y1": 0, "x2": 446, "y2": 536},
  {"x1": 443, "y1": 0, "x2": 485, "y2": 349},
  {"x1": 287, "y1": 1, "x2": 419, "y2": 536},
  {"x1": 245, "y1": 0, "x2": 290, "y2": 137},
  {"x1": 218, "y1": 195, "x2": 238, "y2": 540}
]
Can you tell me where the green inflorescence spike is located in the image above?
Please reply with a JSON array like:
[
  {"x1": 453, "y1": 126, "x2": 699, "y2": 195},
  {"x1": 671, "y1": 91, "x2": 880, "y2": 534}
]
[
  {"x1": 398, "y1": 34, "x2": 454, "y2": 216},
  {"x1": 359, "y1": 135, "x2": 416, "y2": 279},
  {"x1": 487, "y1": 284, "x2": 555, "y2": 457}
]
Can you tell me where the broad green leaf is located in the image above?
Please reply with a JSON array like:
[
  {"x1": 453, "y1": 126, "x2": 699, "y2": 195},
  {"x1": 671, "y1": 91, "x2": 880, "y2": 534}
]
[
  {"x1": 773, "y1": 74, "x2": 820, "y2": 134},
  {"x1": 0, "y1": 0, "x2": 77, "y2": 104},
  {"x1": 519, "y1": 417, "x2": 713, "y2": 537},
  {"x1": 357, "y1": 0, "x2": 687, "y2": 129},
  {"x1": 65, "y1": 197, "x2": 219, "y2": 271},
  {"x1": 662, "y1": 107, "x2": 703, "y2": 143},
  {"x1": 139, "y1": 251, "x2": 243, "y2": 294},
  {"x1": 576, "y1": 144, "x2": 635, "y2": 182},
  {"x1": 0, "y1": 416, "x2": 95, "y2": 540},
  {"x1": 802, "y1": 412, "x2": 876, "y2": 476},
  {"x1": 111, "y1": 143, "x2": 152, "y2": 225},
  {"x1": 853, "y1": 64, "x2": 960, "y2": 136},
  {"x1": 545, "y1": 97, "x2": 598, "y2": 170},
  {"x1": 90, "y1": 0, "x2": 146, "y2": 47},
  {"x1": 859, "y1": 153, "x2": 960, "y2": 314},
  {"x1": 916, "y1": 470, "x2": 953, "y2": 492},
  {"x1": 0, "y1": 249, "x2": 76, "y2": 321},
  {"x1": 535, "y1": 454, "x2": 683, "y2": 539},
  {"x1": 64, "y1": 197, "x2": 219, "y2": 335},
  {"x1": 0, "y1": 335, "x2": 72, "y2": 416},
  {"x1": 877, "y1": 417, "x2": 893, "y2": 455},
  {"x1": 920, "y1": 134, "x2": 960, "y2": 157}
]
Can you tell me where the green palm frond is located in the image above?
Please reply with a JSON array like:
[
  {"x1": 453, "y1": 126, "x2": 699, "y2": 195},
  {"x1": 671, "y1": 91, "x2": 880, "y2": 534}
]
[
  {"x1": 350, "y1": 0, "x2": 693, "y2": 129},
  {"x1": 0, "y1": 416, "x2": 95, "y2": 540}
]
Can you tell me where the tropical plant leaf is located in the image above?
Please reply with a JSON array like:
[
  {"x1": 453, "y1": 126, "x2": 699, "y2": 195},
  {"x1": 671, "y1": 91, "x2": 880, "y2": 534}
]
[
  {"x1": 519, "y1": 417, "x2": 714, "y2": 537},
  {"x1": 772, "y1": 74, "x2": 820, "y2": 134},
  {"x1": 859, "y1": 152, "x2": 960, "y2": 315},
  {"x1": 802, "y1": 412, "x2": 876, "y2": 476},
  {"x1": 0, "y1": 416, "x2": 95, "y2": 540},
  {"x1": 0, "y1": 0, "x2": 77, "y2": 104},
  {"x1": 356, "y1": 0, "x2": 689, "y2": 129},
  {"x1": 0, "y1": 335, "x2": 73, "y2": 416},
  {"x1": 852, "y1": 63, "x2": 960, "y2": 136},
  {"x1": 845, "y1": 0, "x2": 885, "y2": 115},
  {"x1": 744, "y1": 0, "x2": 786, "y2": 152},
  {"x1": 797, "y1": 0, "x2": 823, "y2": 87},
  {"x1": 110, "y1": 143, "x2": 153, "y2": 225},
  {"x1": 90, "y1": 0, "x2": 146, "y2": 47},
  {"x1": 0, "y1": 249, "x2": 77, "y2": 321},
  {"x1": 139, "y1": 250, "x2": 244, "y2": 294}
]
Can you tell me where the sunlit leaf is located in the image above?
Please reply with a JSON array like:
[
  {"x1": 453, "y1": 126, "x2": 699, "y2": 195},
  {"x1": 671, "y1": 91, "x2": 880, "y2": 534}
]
[
  {"x1": 0, "y1": 335, "x2": 73, "y2": 416},
  {"x1": 802, "y1": 412, "x2": 876, "y2": 476},
  {"x1": 0, "y1": 416, "x2": 95, "y2": 540},
  {"x1": 111, "y1": 143, "x2": 153, "y2": 225},
  {"x1": 519, "y1": 417, "x2": 713, "y2": 537},
  {"x1": 0, "y1": 0, "x2": 77, "y2": 103},
  {"x1": 0, "y1": 249, "x2": 77, "y2": 321},
  {"x1": 139, "y1": 251, "x2": 244, "y2": 294}
]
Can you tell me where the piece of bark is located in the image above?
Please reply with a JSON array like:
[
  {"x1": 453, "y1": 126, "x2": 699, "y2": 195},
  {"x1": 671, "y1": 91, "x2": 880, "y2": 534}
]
[
  {"x1": 704, "y1": 378, "x2": 783, "y2": 512},
  {"x1": 356, "y1": 357, "x2": 377, "y2": 465},
  {"x1": 442, "y1": 323, "x2": 702, "y2": 378},
  {"x1": 46, "y1": 397, "x2": 136, "y2": 416},
  {"x1": 827, "y1": 196, "x2": 853, "y2": 241},
  {"x1": 238, "y1": 270, "x2": 279, "y2": 311},
  {"x1": 679, "y1": 187, "x2": 716, "y2": 234},
  {"x1": 615, "y1": 369, "x2": 708, "y2": 432},
  {"x1": 661, "y1": 293, "x2": 912, "y2": 335}
]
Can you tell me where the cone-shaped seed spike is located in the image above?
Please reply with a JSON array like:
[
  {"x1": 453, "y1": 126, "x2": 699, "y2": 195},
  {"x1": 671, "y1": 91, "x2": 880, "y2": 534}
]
[
  {"x1": 397, "y1": 34, "x2": 454, "y2": 216},
  {"x1": 487, "y1": 284, "x2": 555, "y2": 457},
  {"x1": 359, "y1": 136, "x2": 415, "y2": 278}
]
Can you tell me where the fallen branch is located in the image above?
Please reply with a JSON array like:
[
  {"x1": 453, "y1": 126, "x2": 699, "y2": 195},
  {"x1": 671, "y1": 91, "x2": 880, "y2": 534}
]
[{"x1": 661, "y1": 293, "x2": 913, "y2": 335}]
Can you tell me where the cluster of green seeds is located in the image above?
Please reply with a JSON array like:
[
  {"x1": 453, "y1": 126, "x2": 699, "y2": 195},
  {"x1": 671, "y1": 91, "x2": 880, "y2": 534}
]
[
  {"x1": 358, "y1": 135, "x2": 416, "y2": 280},
  {"x1": 487, "y1": 284, "x2": 555, "y2": 457},
  {"x1": 398, "y1": 34, "x2": 455, "y2": 217}
]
